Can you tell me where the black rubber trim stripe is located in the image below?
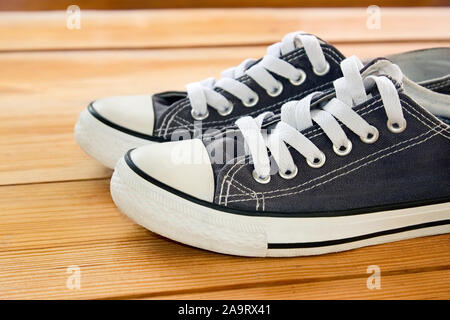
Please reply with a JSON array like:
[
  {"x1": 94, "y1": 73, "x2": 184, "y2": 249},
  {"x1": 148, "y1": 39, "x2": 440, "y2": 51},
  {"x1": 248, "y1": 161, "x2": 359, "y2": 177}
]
[
  {"x1": 268, "y1": 220, "x2": 450, "y2": 249},
  {"x1": 124, "y1": 150, "x2": 450, "y2": 218},
  {"x1": 87, "y1": 102, "x2": 165, "y2": 142}
]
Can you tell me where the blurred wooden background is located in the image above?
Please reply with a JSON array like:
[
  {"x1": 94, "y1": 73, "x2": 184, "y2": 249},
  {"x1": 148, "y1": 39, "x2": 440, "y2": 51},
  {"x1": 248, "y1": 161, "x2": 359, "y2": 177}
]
[{"x1": 0, "y1": 0, "x2": 448, "y2": 10}]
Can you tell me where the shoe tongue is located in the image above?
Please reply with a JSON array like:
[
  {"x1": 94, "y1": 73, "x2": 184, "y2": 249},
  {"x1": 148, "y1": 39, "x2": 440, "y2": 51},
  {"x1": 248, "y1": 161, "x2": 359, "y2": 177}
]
[{"x1": 361, "y1": 58, "x2": 404, "y2": 84}]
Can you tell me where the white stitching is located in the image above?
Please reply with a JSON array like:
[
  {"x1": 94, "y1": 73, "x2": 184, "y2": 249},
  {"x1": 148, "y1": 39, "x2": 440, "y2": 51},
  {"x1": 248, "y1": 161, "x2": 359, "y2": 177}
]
[
  {"x1": 163, "y1": 102, "x2": 190, "y2": 137},
  {"x1": 226, "y1": 178, "x2": 257, "y2": 200},
  {"x1": 224, "y1": 157, "x2": 253, "y2": 206},
  {"x1": 217, "y1": 155, "x2": 247, "y2": 204},
  {"x1": 157, "y1": 99, "x2": 189, "y2": 135},
  {"x1": 226, "y1": 126, "x2": 445, "y2": 204},
  {"x1": 222, "y1": 126, "x2": 438, "y2": 200},
  {"x1": 425, "y1": 78, "x2": 450, "y2": 90},
  {"x1": 225, "y1": 98, "x2": 449, "y2": 195},
  {"x1": 400, "y1": 98, "x2": 450, "y2": 139},
  {"x1": 219, "y1": 99, "x2": 450, "y2": 201}
]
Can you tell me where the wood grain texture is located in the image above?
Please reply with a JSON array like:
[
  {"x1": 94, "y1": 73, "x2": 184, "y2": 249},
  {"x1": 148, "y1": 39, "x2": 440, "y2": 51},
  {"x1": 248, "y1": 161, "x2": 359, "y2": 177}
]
[
  {"x1": 0, "y1": 180, "x2": 449, "y2": 299},
  {"x1": 0, "y1": 0, "x2": 447, "y2": 11},
  {"x1": 154, "y1": 269, "x2": 450, "y2": 300},
  {"x1": 1, "y1": 8, "x2": 450, "y2": 51},
  {"x1": 2, "y1": 42, "x2": 450, "y2": 186}
]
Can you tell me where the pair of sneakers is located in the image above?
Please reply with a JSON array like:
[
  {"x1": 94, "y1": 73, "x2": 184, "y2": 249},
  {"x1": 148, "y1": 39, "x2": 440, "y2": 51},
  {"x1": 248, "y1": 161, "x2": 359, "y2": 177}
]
[{"x1": 75, "y1": 32, "x2": 450, "y2": 257}]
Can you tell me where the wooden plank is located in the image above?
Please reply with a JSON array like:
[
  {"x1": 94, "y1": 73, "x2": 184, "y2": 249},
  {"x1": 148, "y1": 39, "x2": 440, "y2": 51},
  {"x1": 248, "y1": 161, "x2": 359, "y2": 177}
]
[
  {"x1": 155, "y1": 269, "x2": 450, "y2": 300},
  {"x1": 2, "y1": 41, "x2": 449, "y2": 185},
  {"x1": 0, "y1": 0, "x2": 447, "y2": 11},
  {"x1": 1, "y1": 8, "x2": 450, "y2": 51},
  {"x1": 0, "y1": 179, "x2": 449, "y2": 299}
]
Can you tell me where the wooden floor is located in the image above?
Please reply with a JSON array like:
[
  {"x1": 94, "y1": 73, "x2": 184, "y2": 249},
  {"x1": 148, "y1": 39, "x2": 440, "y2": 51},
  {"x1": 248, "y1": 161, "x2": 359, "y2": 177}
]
[{"x1": 0, "y1": 8, "x2": 449, "y2": 300}]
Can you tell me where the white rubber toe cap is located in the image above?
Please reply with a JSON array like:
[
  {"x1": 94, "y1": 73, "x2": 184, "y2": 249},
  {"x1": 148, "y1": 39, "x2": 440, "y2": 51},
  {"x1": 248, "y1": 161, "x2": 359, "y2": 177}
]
[
  {"x1": 129, "y1": 139, "x2": 215, "y2": 202},
  {"x1": 92, "y1": 95, "x2": 155, "y2": 135}
]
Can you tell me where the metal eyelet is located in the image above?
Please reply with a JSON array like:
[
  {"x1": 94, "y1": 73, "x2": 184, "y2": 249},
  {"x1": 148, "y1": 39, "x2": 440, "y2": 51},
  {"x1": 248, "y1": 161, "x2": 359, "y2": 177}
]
[
  {"x1": 333, "y1": 139, "x2": 352, "y2": 156},
  {"x1": 243, "y1": 95, "x2": 259, "y2": 107},
  {"x1": 360, "y1": 126, "x2": 379, "y2": 144},
  {"x1": 289, "y1": 69, "x2": 306, "y2": 86},
  {"x1": 252, "y1": 170, "x2": 271, "y2": 184},
  {"x1": 191, "y1": 109, "x2": 209, "y2": 120},
  {"x1": 217, "y1": 103, "x2": 234, "y2": 116},
  {"x1": 313, "y1": 61, "x2": 330, "y2": 76},
  {"x1": 266, "y1": 81, "x2": 283, "y2": 97},
  {"x1": 279, "y1": 166, "x2": 298, "y2": 180},
  {"x1": 387, "y1": 119, "x2": 407, "y2": 133},
  {"x1": 306, "y1": 152, "x2": 326, "y2": 169}
]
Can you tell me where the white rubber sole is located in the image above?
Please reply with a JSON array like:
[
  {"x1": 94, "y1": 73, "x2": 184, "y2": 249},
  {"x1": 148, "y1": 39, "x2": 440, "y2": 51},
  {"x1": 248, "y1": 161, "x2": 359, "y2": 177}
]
[
  {"x1": 111, "y1": 157, "x2": 450, "y2": 257},
  {"x1": 74, "y1": 108, "x2": 156, "y2": 169}
]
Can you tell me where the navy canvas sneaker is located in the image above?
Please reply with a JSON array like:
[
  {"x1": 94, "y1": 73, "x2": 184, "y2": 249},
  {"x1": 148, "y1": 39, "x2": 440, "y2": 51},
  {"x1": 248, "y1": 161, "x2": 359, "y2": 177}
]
[
  {"x1": 74, "y1": 30, "x2": 450, "y2": 169},
  {"x1": 110, "y1": 58, "x2": 450, "y2": 257}
]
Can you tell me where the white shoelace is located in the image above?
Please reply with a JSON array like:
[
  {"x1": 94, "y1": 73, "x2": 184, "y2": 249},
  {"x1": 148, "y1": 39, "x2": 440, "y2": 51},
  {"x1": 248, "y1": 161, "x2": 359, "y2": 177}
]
[
  {"x1": 186, "y1": 32, "x2": 330, "y2": 120},
  {"x1": 236, "y1": 57, "x2": 406, "y2": 183}
]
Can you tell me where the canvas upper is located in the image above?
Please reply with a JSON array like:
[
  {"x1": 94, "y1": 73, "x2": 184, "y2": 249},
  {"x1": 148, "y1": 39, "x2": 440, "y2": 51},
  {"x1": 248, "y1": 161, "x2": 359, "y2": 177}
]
[{"x1": 125, "y1": 58, "x2": 450, "y2": 214}]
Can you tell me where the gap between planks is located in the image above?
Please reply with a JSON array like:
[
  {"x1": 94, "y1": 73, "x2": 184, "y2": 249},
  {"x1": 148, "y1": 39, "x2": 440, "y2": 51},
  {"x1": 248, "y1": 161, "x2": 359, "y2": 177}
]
[
  {"x1": 2, "y1": 38, "x2": 450, "y2": 55},
  {"x1": 0, "y1": 179, "x2": 449, "y2": 299}
]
